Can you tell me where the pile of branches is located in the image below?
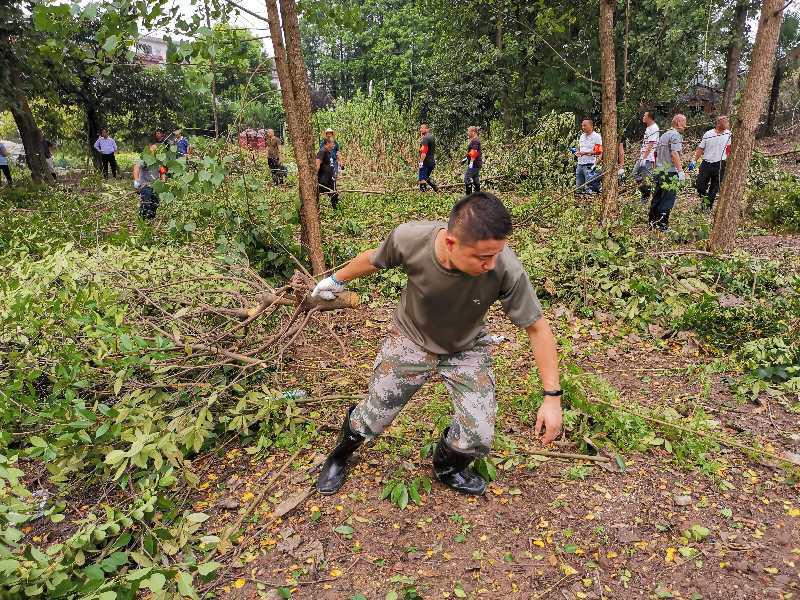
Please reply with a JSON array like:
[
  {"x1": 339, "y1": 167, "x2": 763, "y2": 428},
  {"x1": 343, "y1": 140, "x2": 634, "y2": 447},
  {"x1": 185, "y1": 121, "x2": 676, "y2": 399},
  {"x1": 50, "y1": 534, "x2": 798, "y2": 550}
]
[{"x1": 116, "y1": 267, "x2": 359, "y2": 377}]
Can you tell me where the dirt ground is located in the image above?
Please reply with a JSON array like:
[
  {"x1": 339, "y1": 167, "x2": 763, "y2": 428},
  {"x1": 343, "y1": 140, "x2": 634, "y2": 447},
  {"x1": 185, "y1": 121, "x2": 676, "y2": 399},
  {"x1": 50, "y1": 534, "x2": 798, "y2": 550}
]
[{"x1": 185, "y1": 253, "x2": 800, "y2": 599}]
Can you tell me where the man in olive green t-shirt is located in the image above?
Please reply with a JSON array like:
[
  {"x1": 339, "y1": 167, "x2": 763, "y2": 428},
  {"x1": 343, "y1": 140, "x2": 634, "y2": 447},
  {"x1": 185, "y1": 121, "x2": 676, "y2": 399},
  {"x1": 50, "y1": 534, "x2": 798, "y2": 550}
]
[{"x1": 312, "y1": 192, "x2": 562, "y2": 496}]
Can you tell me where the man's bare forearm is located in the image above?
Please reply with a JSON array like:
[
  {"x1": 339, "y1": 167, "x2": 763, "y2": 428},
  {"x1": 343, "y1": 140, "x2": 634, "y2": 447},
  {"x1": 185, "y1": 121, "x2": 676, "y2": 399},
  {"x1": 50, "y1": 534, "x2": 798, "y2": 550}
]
[
  {"x1": 334, "y1": 249, "x2": 379, "y2": 282},
  {"x1": 671, "y1": 151, "x2": 683, "y2": 172},
  {"x1": 526, "y1": 318, "x2": 560, "y2": 392}
]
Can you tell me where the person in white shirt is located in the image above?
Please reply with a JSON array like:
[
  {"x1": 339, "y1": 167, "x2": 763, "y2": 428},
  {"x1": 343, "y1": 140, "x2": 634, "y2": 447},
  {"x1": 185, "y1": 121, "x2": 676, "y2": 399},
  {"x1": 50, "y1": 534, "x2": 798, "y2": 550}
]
[
  {"x1": 689, "y1": 116, "x2": 731, "y2": 210},
  {"x1": 574, "y1": 118, "x2": 603, "y2": 194},
  {"x1": 631, "y1": 111, "x2": 659, "y2": 203},
  {"x1": 94, "y1": 127, "x2": 119, "y2": 179}
]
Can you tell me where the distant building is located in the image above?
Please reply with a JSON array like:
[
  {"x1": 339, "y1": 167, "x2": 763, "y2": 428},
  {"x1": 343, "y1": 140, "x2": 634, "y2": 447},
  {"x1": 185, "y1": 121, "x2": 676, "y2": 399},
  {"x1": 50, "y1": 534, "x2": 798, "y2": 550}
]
[
  {"x1": 677, "y1": 73, "x2": 722, "y2": 115},
  {"x1": 135, "y1": 36, "x2": 168, "y2": 66}
]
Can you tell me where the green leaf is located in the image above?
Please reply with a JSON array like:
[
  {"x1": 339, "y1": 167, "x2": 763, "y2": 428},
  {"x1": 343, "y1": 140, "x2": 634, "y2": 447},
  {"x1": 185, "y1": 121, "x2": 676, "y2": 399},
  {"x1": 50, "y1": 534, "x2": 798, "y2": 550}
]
[
  {"x1": 105, "y1": 449, "x2": 127, "y2": 466},
  {"x1": 197, "y1": 561, "x2": 223, "y2": 576},
  {"x1": 84, "y1": 563, "x2": 105, "y2": 581},
  {"x1": 385, "y1": 592, "x2": 398, "y2": 600},
  {"x1": 335, "y1": 525, "x2": 354, "y2": 536},
  {"x1": 0, "y1": 559, "x2": 20, "y2": 574},
  {"x1": 176, "y1": 571, "x2": 198, "y2": 598},
  {"x1": 147, "y1": 572, "x2": 166, "y2": 592},
  {"x1": 98, "y1": 592, "x2": 117, "y2": 600},
  {"x1": 473, "y1": 458, "x2": 497, "y2": 482},
  {"x1": 186, "y1": 512, "x2": 209, "y2": 523},
  {"x1": 453, "y1": 585, "x2": 467, "y2": 598},
  {"x1": 102, "y1": 35, "x2": 119, "y2": 53},
  {"x1": 29, "y1": 436, "x2": 47, "y2": 448},
  {"x1": 380, "y1": 481, "x2": 395, "y2": 500}
]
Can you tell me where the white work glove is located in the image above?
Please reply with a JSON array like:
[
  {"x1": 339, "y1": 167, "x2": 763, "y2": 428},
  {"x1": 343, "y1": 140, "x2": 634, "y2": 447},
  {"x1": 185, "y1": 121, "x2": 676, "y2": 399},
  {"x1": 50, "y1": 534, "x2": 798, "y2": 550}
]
[
  {"x1": 311, "y1": 275, "x2": 346, "y2": 300},
  {"x1": 617, "y1": 168, "x2": 625, "y2": 176},
  {"x1": 133, "y1": 180, "x2": 141, "y2": 189},
  {"x1": 677, "y1": 171, "x2": 686, "y2": 182},
  {"x1": 418, "y1": 161, "x2": 424, "y2": 169}
]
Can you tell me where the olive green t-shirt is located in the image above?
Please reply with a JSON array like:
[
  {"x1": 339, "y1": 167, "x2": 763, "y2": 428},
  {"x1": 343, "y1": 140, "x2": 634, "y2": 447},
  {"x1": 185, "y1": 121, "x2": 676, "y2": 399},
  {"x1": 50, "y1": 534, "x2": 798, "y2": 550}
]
[{"x1": 370, "y1": 221, "x2": 543, "y2": 354}]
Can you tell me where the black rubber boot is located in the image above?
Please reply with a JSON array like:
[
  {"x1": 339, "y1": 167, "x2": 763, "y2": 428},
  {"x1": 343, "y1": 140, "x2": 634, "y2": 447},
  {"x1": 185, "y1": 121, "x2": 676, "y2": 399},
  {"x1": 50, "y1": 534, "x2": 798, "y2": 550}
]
[
  {"x1": 429, "y1": 177, "x2": 439, "y2": 192},
  {"x1": 316, "y1": 406, "x2": 364, "y2": 495},
  {"x1": 432, "y1": 428, "x2": 486, "y2": 496}
]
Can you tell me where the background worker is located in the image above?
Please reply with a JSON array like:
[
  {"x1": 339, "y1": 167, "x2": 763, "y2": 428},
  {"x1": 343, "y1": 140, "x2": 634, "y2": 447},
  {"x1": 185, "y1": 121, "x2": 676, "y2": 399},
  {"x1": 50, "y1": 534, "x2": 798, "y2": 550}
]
[
  {"x1": 266, "y1": 128, "x2": 284, "y2": 184},
  {"x1": 174, "y1": 129, "x2": 190, "y2": 157},
  {"x1": 575, "y1": 118, "x2": 603, "y2": 194},
  {"x1": 133, "y1": 130, "x2": 168, "y2": 220},
  {"x1": 321, "y1": 128, "x2": 344, "y2": 178},
  {"x1": 94, "y1": 127, "x2": 119, "y2": 179},
  {"x1": 316, "y1": 137, "x2": 339, "y2": 209},
  {"x1": 631, "y1": 111, "x2": 660, "y2": 203},
  {"x1": 311, "y1": 192, "x2": 562, "y2": 498},
  {"x1": 418, "y1": 123, "x2": 439, "y2": 192},
  {"x1": 0, "y1": 142, "x2": 11, "y2": 186},
  {"x1": 463, "y1": 126, "x2": 482, "y2": 195},
  {"x1": 689, "y1": 115, "x2": 731, "y2": 210},
  {"x1": 649, "y1": 114, "x2": 687, "y2": 231}
]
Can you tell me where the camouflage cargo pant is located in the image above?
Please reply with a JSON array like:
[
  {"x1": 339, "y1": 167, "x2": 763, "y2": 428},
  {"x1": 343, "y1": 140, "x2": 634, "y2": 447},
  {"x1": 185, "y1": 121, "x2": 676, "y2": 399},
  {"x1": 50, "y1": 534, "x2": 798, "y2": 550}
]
[{"x1": 350, "y1": 328, "x2": 496, "y2": 457}]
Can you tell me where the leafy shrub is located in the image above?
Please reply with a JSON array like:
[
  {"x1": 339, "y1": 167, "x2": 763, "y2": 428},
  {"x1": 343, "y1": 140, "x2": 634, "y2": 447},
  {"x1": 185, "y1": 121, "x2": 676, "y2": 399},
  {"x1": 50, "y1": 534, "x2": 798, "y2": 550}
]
[{"x1": 750, "y1": 173, "x2": 800, "y2": 232}]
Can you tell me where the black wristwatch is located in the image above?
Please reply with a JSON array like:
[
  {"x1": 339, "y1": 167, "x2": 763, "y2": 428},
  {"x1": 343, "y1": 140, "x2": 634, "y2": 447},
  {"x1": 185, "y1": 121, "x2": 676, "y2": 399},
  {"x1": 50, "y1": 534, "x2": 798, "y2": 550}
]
[{"x1": 543, "y1": 389, "x2": 563, "y2": 397}]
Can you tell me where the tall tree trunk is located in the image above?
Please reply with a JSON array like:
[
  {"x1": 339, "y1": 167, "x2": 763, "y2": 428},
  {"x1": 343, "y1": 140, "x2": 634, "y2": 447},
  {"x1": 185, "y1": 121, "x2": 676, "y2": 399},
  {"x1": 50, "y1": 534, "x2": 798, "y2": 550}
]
[
  {"x1": 710, "y1": 0, "x2": 785, "y2": 253},
  {"x1": 8, "y1": 73, "x2": 52, "y2": 184},
  {"x1": 599, "y1": 0, "x2": 619, "y2": 226},
  {"x1": 86, "y1": 103, "x2": 103, "y2": 170},
  {"x1": 265, "y1": 0, "x2": 325, "y2": 274},
  {"x1": 496, "y1": 6, "x2": 512, "y2": 130},
  {"x1": 764, "y1": 60, "x2": 784, "y2": 134},
  {"x1": 622, "y1": 0, "x2": 630, "y2": 103},
  {"x1": 203, "y1": 0, "x2": 221, "y2": 138},
  {"x1": 721, "y1": 0, "x2": 749, "y2": 115}
]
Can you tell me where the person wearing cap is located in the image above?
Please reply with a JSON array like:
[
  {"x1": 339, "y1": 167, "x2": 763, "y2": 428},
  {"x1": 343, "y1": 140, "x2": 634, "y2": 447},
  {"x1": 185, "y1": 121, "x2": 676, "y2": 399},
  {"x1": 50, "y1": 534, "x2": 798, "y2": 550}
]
[{"x1": 174, "y1": 130, "x2": 190, "y2": 158}]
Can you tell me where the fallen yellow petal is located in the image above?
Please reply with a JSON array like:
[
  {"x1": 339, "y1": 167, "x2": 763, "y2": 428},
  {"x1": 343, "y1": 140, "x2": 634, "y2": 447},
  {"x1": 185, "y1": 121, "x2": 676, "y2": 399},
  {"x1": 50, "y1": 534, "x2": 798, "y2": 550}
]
[{"x1": 233, "y1": 578, "x2": 246, "y2": 589}]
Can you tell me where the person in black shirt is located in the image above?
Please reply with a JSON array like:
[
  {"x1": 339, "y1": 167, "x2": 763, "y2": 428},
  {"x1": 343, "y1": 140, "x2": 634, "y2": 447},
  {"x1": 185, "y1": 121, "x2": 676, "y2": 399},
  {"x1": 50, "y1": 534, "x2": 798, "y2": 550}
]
[
  {"x1": 316, "y1": 138, "x2": 339, "y2": 209},
  {"x1": 418, "y1": 123, "x2": 439, "y2": 192},
  {"x1": 463, "y1": 126, "x2": 482, "y2": 195}
]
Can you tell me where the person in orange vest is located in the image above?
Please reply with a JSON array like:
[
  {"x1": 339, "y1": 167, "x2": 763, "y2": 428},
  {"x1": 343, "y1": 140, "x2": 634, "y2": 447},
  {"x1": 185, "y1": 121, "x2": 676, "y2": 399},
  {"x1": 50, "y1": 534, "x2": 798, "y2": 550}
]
[{"x1": 463, "y1": 126, "x2": 482, "y2": 195}]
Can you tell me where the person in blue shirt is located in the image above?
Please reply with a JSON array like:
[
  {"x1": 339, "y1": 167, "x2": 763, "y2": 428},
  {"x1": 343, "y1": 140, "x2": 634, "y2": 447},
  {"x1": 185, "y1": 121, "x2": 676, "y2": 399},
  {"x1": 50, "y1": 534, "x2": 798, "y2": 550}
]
[
  {"x1": 0, "y1": 143, "x2": 11, "y2": 186},
  {"x1": 94, "y1": 128, "x2": 119, "y2": 179},
  {"x1": 174, "y1": 130, "x2": 190, "y2": 157}
]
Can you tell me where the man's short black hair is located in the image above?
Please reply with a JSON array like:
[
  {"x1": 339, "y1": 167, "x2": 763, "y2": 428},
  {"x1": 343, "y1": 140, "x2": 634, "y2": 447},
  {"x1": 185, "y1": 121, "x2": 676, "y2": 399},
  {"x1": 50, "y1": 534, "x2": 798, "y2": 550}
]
[
  {"x1": 448, "y1": 192, "x2": 512, "y2": 244},
  {"x1": 420, "y1": 122, "x2": 429, "y2": 127},
  {"x1": 581, "y1": 117, "x2": 594, "y2": 125},
  {"x1": 643, "y1": 110, "x2": 656, "y2": 121}
]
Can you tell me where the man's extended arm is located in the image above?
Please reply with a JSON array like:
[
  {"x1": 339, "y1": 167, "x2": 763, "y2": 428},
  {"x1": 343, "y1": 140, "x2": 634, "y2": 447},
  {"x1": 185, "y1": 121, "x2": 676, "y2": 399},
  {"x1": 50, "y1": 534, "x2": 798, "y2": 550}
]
[
  {"x1": 525, "y1": 318, "x2": 562, "y2": 444},
  {"x1": 312, "y1": 249, "x2": 379, "y2": 299}
]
